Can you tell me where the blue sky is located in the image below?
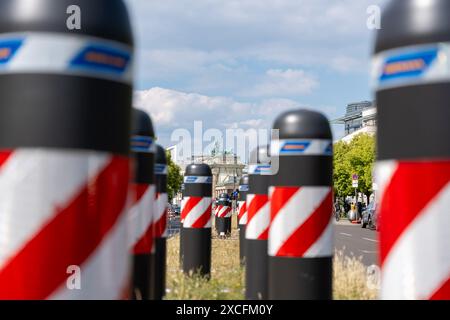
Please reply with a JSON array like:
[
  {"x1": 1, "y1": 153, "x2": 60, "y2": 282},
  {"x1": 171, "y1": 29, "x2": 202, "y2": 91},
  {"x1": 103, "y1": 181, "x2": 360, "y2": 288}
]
[{"x1": 126, "y1": 0, "x2": 387, "y2": 157}]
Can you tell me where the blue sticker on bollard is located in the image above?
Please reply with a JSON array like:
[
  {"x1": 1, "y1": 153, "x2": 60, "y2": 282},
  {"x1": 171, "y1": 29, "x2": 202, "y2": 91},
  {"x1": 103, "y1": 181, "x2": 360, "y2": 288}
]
[
  {"x1": 271, "y1": 139, "x2": 332, "y2": 156},
  {"x1": 70, "y1": 44, "x2": 131, "y2": 75},
  {"x1": 238, "y1": 184, "x2": 249, "y2": 192},
  {"x1": 372, "y1": 43, "x2": 450, "y2": 90},
  {"x1": 131, "y1": 135, "x2": 155, "y2": 153},
  {"x1": 380, "y1": 48, "x2": 437, "y2": 83},
  {"x1": 155, "y1": 164, "x2": 168, "y2": 175},
  {"x1": 248, "y1": 164, "x2": 272, "y2": 175},
  {"x1": 0, "y1": 39, "x2": 23, "y2": 65},
  {"x1": 184, "y1": 176, "x2": 212, "y2": 184}
]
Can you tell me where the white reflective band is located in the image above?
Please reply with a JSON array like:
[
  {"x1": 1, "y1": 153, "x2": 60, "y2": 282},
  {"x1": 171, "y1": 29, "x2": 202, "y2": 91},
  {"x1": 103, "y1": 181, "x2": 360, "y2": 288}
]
[
  {"x1": 238, "y1": 184, "x2": 249, "y2": 192},
  {"x1": 372, "y1": 42, "x2": 450, "y2": 91},
  {"x1": 183, "y1": 176, "x2": 212, "y2": 184},
  {"x1": 248, "y1": 164, "x2": 272, "y2": 175},
  {"x1": 0, "y1": 32, "x2": 133, "y2": 84},
  {"x1": 271, "y1": 139, "x2": 332, "y2": 156}
]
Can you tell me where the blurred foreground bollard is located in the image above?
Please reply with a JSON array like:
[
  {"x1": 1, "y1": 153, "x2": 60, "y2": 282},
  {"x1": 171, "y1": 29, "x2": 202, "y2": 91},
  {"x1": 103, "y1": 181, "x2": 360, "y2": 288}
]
[
  {"x1": 238, "y1": 175, "x2": 249, "y2": 264},
  {"x1": 181, "y1": 164, "x2": 212, "y2": 276},
  {"x1": 245, "y1": 146, "x2": 271, "y2": 300},
  {"x1": 0, "y1": 0, "x2": 133, "y2": 299},
  {"x1": 130, "y1": 109, "x2": 156, "y2": 300},
  {"x1": 373, "y1": 0, "x2": 450, "y2": 300},
  {"x1": 150, "y1": 145, "x2": 168, "y2": 300},
  {"x1": 268, "y1": 109, "x2": 333, "y2": 300}
]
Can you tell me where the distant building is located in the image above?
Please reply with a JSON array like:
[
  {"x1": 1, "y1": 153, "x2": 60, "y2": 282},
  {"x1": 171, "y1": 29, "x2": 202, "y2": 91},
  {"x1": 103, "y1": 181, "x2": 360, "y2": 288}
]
[{"x1": 332, "y1": 101, "x2": 377, "y2": 142}]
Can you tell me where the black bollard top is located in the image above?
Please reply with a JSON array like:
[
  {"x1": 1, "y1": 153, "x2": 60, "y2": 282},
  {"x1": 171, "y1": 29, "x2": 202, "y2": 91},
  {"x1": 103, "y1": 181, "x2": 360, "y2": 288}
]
[
  {"x1": 0, "y1": 0, "x2": 133, "y2": 45},
  {"x1": 155, "y1": 145, "x2": 167, "y2": 165},
  {"x1": 249, "y1": 145, "x2": 271, "y2": 165},
  {"x1": 185, "y1": 164, "x2": 212, "y2": 177},
  {"x1": 375, "y1": 0, "x2": 450, "y2": 54},
  {"x1": 132, "y1": 109, "x2": 155, "y2": 138},
  {"x1": 239, "y1": 175, "x2": 249, "y2": 186},
  {"x1": 273, "y1": 109, "x2": 332, "y2": 140}
]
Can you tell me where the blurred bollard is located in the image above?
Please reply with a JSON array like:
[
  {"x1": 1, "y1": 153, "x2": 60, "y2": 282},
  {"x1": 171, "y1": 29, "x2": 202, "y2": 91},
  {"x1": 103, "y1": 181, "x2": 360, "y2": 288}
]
[
  {"x1": 181, "y1": 164, "x2": 213, "y2": 276},
  {"x1": 130, "y1": 109, "x2": 156, "y2": 300},
  {"x1": 245, "y1": 146, "x2": 271, "y2": 300},
  {"x1": 150, "y1": 145, "x2": 168, "y2": 300},
  {"x1": 373, "y1": 0, "x2": 450, "y2": 300},
  {"x1": 268, "y1": 109, "x2": 333, "y2": 300},
  {"x1": 238, "y1": 175, "x2": 249, "y2": 264},
  {"x1": 0, "y1": 0, "x2": 133, "y2": 299}
]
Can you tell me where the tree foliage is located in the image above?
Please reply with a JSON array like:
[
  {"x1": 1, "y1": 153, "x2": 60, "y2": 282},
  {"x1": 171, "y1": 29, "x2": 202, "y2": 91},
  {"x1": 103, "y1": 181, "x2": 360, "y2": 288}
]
[
  {"x1": 333, "y1": 134, "x2": 376, "y2": 201},
  {"x1": 166, "y1": 151, "x2": 183, "y2": 202}
]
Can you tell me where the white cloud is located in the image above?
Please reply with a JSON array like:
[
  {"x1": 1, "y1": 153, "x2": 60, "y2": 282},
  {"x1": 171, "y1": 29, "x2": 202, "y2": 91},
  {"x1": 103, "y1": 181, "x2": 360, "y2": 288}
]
[
  {"x1": 133, "y1": 87, "x2": 338, "y2": 148},
  {"x1": 126, "y1": 0, "x2": 388, "y2": 94},
  {"x1": 241, "y1": 68, "x2": 319, "y2": 97}
]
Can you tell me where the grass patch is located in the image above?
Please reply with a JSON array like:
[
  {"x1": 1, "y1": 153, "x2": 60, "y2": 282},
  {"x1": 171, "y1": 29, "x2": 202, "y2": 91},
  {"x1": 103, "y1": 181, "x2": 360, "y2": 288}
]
[{"x1": 165, "y1": 216, "x2": 378, "y2": 300}]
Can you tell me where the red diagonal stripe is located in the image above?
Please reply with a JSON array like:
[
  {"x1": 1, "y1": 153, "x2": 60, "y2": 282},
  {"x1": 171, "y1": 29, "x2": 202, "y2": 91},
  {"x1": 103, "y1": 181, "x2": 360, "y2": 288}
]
[
  {"x1": 258, "y1": 227, "x2": 269, "y2": 240},
  {"x1": 181, "y1": 197, "x2": 202, "y2": 221},
  {"x1": 247, "y1": 194, "x2": 268, "y2": 224},
  {"x1": 238, "y1": 202, "x2": 246, "y2": 220},
  {"x1": 153, "y1": 193, "x2": 167, "y2": 237},
  {"x1": 132, "y1": 183, "x2": 149, "y2": 204},
  {"x1": 379, "y1": 162, "x2": 450, "y2": 266},
  {"x1": 270, "y1": 187, "x2": 298, "y2": 222},
  {"x1": 0, "y1": 156, "x2": 129, "y2": 300},
  {"x1": 133, "y1": 221, "x2": 153, "y2": 254},
  {"x1": 153, "y1": 194, "x2": 167, "y2": 238},
  {"x1": 192, "y1": 204, "x2": 212, "y2": 228},
  {"x1": 0, "y1": 150, "x2": 12, "y2": 168},
  {"x1": 276, "y1": 190, "x2": 332, "y2": 257},
  {"x1": 219, "y1": 206, "x2": 231, "y2": 218},
  {"x1": 430, "y1": 276, "x2": 450, "y2": 300}
]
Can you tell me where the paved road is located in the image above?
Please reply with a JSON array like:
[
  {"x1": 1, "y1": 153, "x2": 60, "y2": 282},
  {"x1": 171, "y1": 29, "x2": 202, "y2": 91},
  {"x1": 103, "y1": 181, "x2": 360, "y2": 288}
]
[
  {"x1": 334, "y1": 221, "x2": 379, "y2": 266},
  {"x1": 169, "y1": 215, "x2": 379, "y2": 266}
]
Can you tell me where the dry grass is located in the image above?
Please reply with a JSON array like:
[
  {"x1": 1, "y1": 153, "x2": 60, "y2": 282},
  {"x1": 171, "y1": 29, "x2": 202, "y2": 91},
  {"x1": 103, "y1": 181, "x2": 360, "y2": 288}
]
[
  {"x1": 165, "y1": 216, "x2": 244, "y2": 300},
  {"x1": 333, "y1": 250, "x2": 378, "y2": 300},
  {"x1": 165, "y1": 216, "x2": 378, "y2": 300}
]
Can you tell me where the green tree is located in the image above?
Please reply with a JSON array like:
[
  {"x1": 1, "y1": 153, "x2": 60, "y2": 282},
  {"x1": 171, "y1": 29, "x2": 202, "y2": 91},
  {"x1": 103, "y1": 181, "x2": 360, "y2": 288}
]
[
  {"x1": 333, "y1": 133, "x2": 376, "y2": 203},
  {"x1": 166, "y1": 151, "x2": 183, "y2": 202}
]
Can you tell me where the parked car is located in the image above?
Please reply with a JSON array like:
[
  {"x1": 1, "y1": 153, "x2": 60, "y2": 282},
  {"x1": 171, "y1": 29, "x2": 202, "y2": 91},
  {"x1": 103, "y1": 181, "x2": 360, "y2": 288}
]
[
  {"x1": 170, "y1": 204, "x2": 180, "y2": 216},
  {"x1": 361, "y1": 202, "x2": 377, "y2": 229}
]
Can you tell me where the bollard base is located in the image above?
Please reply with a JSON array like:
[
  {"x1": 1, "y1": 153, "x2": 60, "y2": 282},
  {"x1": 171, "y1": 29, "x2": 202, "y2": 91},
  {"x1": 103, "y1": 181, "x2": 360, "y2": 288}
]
[
  {"x1": 245, "y1": 239, "x2": 268, "y2": 300},
  {"x1": 268, "y1": 256, "x2": 332, "y2": 300},
  {"x1": 132, "y1": 253, "x2": 152, "y2": 300},
  {"x1": 239, "y1": 224, "x2": 246, "y2": 264},
  {"x1": 216, "y1": 217, "x2": 227, "y2": 235},
  {"x1": 150, "y1": 237, "x2": 167, "y2": 300},
  {"x1": 182, "y1": 228, "x2": 212, "y2": 277}
]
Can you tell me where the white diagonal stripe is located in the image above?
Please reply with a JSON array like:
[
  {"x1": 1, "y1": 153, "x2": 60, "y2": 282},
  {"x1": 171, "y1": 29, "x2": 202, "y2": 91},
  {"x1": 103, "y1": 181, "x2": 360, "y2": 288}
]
[
  {"x1": 154, "y1": 192, "x2": 168, "y2": 223},
  {"x1": 381, "y1": 182, "x2": 450, "y2": 300},
  {"x1": 183, "y1": 197, "x2": 212, "y2": 228},
  {"x1": 375, "y1": 160, "x2": 398, "y2": 205},
  {"x1": 303, "y1": 217, "x2": 334, "y2": 257},
  {"x1": 127, "y1": 185, "x2": 154, "y2": 250},
  {"x1": 0, "y1": 149, "x2": 110, "y2": 269},
  {"x1": 246, "y1": 199, "x2": 270, "y2": 240},
  {"x1": 268, "y1": 186, "x2": 331, "y2": 256},
  {"x1": 50, "y1": 206, "x2": 130, "y2": 300}
]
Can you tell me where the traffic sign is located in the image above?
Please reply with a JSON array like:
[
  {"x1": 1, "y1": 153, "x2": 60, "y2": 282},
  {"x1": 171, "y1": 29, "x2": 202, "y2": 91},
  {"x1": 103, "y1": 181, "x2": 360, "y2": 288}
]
[{"x1": 352, "y1": 174, "x2": 358, "y2": 188}]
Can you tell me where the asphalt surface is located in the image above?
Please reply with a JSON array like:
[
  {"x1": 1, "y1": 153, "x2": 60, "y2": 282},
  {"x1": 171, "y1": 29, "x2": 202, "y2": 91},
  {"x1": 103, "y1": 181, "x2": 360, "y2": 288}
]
[
  {"x1": 168, "y1": 215, "x2": 380, "y2": 267},
  {"x1": 334, "y1": 221, "x2": 379, "y2": 266}
]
